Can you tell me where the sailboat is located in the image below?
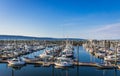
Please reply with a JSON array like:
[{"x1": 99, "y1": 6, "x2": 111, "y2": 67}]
[{"x1": 61, "y1": 40, "x2": 74, "y2": 58}]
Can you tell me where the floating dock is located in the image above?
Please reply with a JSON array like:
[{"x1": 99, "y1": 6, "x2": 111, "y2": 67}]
[{"x1": 0, "y1": 58, "x2": 118, "y2": 69}]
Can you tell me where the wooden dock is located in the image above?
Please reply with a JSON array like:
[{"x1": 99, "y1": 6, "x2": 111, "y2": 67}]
[
  {"x1": 0, "y1": 58, "x2": 118, "y2": 69},
  {"x1": 24, "y1": 60, "x2": 118, "y2": 69},
  {"x1": 74, "y1": 62, "x2": 98, "y2": 67},
  {"x1": 24, "y1": 59, "x2": 101, "y2": 67},
  {"x1": 0, "y1": 60, "x2": 8, "y2": 63}
]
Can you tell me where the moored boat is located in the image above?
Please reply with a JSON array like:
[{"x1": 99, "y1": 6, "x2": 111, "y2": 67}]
[
  {"x1": 54, "y1": 57, "x2": 73, "y2": 67},
  {"x1": 8, "y1": 58, "x2": 25, "y2": 66}
]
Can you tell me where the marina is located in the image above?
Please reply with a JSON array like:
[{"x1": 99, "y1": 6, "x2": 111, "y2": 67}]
[
  {"x1": 0, "y1": 0, "x2": 120, "y2": 76},
  {"x1": 0, "y1": 40, "x2": 120, "y2": 76}
]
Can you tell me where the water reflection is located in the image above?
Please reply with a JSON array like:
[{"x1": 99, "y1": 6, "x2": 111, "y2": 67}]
[
  {"x1": 114, "y1": 69, "x2": 117, "y2": 76},
  {"x1": 3, "y1": 46, "x2": 120, "y2": 76},
  {"x1": 33, "y1": 64, "x2": 42, "y2": 67},
  {"x1": 52, "y1": 65, "x2": 54, "y2": 76},
  {"x1": 9, "y1": 64, "x2": 119, "y2": 76},
  {"x1": 77, "y1": 66, "x2": 79, "y2": 76},
  {"x1": 12, "y1": 69, "x2": 14, "y2": 76},
  {"x1": 8, "y1": 64, "x2": 26, "y2": 70}
]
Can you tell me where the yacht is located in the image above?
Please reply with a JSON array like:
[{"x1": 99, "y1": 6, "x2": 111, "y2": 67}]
[
  {"x1": 61, "y1": 42, "x2": 74, "y2": 58},
  {"x1": 62, "y1": 49, "x2": 73, "y2": 57},
  {"x1": 54, "y1": 57, "x2": 73, "y2": 67},
  {"x1": 104, "y1": 55, "x2": 120, "y2": 61},
  {"x1": 95, "y1": 51, "x2": 106, "y2": 59},
  {"x1": 98, "y1": 62, "x2": 115, "y2": 69},
  {"x1": 39, "y1": 50, "x2": 53, "y2": 59},
  {"x1": 8, "y1": 58, "x2": 25, "y2": 66},
  {"x1": 117, "y1": 65, "x2": 120, "y2": 69}
]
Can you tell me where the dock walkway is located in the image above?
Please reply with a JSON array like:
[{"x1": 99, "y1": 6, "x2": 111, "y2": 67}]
[{"x1": 0, "y1": 59, "x2": 118, "y2": 69}]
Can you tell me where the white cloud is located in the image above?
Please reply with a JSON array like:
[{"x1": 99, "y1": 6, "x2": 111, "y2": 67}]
[{"x1": 89, "y1": 23, "x2": 120, "y2": 39}]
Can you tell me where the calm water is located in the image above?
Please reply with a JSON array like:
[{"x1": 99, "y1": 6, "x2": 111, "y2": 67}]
[{"x1": 0, "y1": 46, "x2": 120, "y2": 76}]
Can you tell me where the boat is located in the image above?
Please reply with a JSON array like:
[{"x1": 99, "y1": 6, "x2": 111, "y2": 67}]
[
  {"x1": 62, "y1": 50, "x2": 73, "y2": 57},
  {"x1": 54, "y1": 57, "x2": 73, "y2": 67},
  {"x1": 22, "y1": 57, "x2": 41, "y2": 62},
  {"x1": 104, "y1": 55, "x2": 120, "y2": 62},
  {"x1": 8, "y1": 64, "x2": 25, "y2": 70},
  {"x1": 95, "y1": 51, "x2": 106, "y2": 59},
  {"x1": 61, "y1": 42, "x2": 74, "y2": 58},
  {"x1": 89, "y1": 48, "x2": 94, "y2": 53},
  {"x1": 117, "y1": 65, "x2": 120, "y2": 69},
  {"x1": 54, "y1": 65, "x2": 74, "y2": 69},
  {"x1": 8, "y1": 58, "x2": 25, "y2": 66},
  {"x1": 39, "y1": 50, "x2": 53, "y2": 59},
  {"x1": 97, "y1": 62, "x2": 115, "y2": 69}
]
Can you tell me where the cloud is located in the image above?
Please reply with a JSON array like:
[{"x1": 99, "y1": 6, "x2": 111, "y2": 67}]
[
  {"x1": 95, "y1": 23, "x2": 120, "y2": 32},
  {"x1": 89, "y1": 23, "x2": 120, "y2": 39}
]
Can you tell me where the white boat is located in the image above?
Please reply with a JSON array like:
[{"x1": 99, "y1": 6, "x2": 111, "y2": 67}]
[
  {"x1": 95, "y1": 51, "x2": 106, "y2": 58},
  {"x1": 104, "y1": 55, "x2": 115, "y2": 61},
  {"x1": 39, "y1": 53, "x2": 53, "y2": 59},
  {"x1": 22, "y1": 57, "x2": 40, "y2": 62},
  {"x1": 117, "y1": 65, "x2": 120, "y2": 69},
  {"x1": 62, "y1": 50, "x2": 73, "y2": 57},
  {"x1": 98, "y1": 62, "x2": 115, "y2": 69},
  {"x1": 8, "y1": 58, "x2": 25, "y2": 66},
  {"x1": 104, "y1": 55, "x2": 120, "y2": 61},
  {"x1": 54, "y1": 57, "x2": 73, "y2": 67},
  {"x1": 61, "y1": 42, "x2": 74, "y2": 57},
  {"x1": 39, "y1": 50, "x2": 53, "y2": 59},
  {"x1": 89, "y1": 48, "x2": 94, "y2": 53}
]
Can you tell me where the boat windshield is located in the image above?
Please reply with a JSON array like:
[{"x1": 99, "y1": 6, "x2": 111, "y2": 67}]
[
  {"x1": 13, "y1": 60, "x2": 18, "y2": 61},
  {"x1": 61, "y1": 59, "x2": 70, "y2": 62}
]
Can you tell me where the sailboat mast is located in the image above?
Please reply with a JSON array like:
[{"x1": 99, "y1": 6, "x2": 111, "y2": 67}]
[{"x1": 115, "y1": 42, "x2": 118, "y2": 65}]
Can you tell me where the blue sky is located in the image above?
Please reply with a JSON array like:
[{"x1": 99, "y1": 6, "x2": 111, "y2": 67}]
[{"x1": 0, "y1": 0, "x2": 120, "y2": 39}]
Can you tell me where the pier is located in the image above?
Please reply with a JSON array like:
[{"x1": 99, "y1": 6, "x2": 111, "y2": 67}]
[
  {"x1": 0, "y1": 57, "x2": 117, "y2": 69},
  {"x1": 0, "y1": 59, "x2": 101, "y2": 67},
  {"x1": 0, "y1": 40, "x2": 120, "y2": 70}
]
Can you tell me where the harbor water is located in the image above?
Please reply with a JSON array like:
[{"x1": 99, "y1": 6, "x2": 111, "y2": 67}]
[{"x1": 0, "y1": 46, "x2": 120, "y2": 76}]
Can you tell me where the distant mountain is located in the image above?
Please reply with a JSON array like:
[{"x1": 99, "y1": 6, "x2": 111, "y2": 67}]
[{"x1": 0, "y1": 35, "x2": 84, "y2": 41}]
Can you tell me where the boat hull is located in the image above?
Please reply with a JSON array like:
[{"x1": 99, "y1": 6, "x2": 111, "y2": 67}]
[
  {"x1": 54, "y1": 62, "x2": 73, "y2": 67},
  {"x1": 8, "y1": 61, "x2": 25, "y2": 66}
]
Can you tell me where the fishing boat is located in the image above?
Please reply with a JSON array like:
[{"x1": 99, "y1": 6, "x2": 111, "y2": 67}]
[
  {"x1": 8, "y1": 58, "x2": 25, "y2": 66},
  {"x1": 54, "y1": 57, "x2": 73, "y2": 67}
]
